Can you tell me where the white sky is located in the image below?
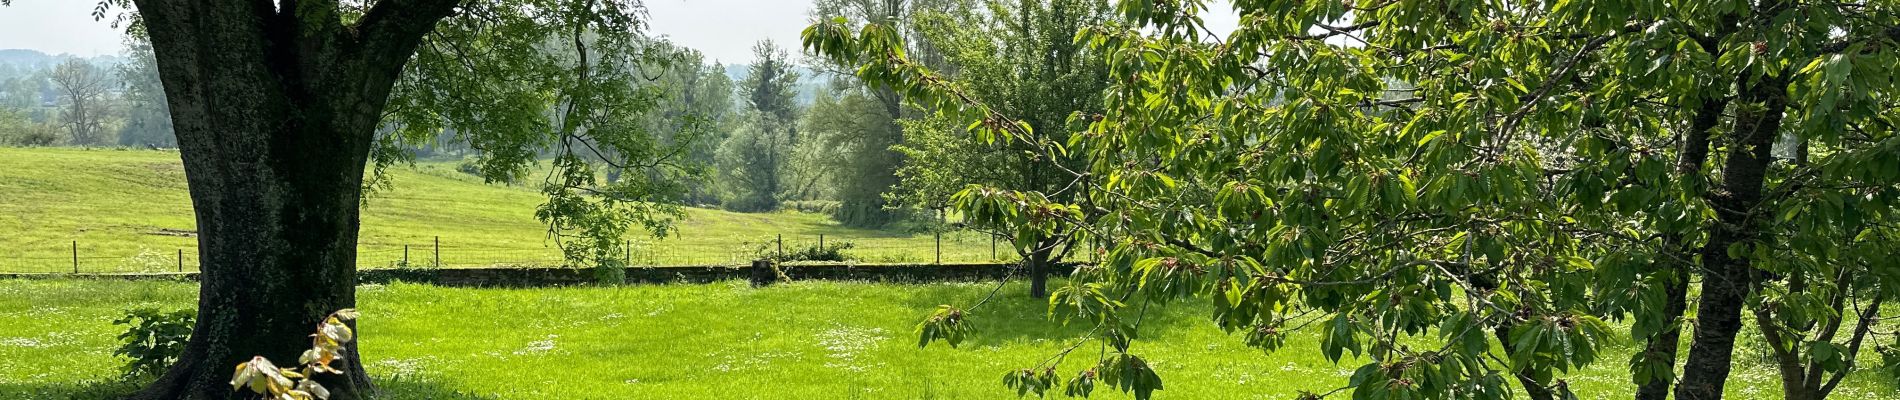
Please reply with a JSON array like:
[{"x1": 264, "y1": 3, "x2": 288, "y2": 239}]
[
  {"x1": 0, "y1": 0, "x2": 126, "y2": 57},
  {"x1": 0, "y1": 0, "x2": 1240, "y2": 63}
]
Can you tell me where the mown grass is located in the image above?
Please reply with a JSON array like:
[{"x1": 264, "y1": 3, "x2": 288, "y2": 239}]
[
  {"x1": 1, "y1": 279, "x2": 1893, "y2": 399},
  {"x1": 0, "y1": 148, "x2": 1009, "y2": 273}
]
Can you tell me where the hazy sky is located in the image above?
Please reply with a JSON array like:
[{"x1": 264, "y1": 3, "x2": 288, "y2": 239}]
[{"x1": 0, "y1": 0, "x2": 1240, "y2": 63}]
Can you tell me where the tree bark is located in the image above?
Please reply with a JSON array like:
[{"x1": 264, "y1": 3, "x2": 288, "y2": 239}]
[
  {"x1": 1752, "y1": 294, "x2": 1821, "y2": 400},
  {"x1": 1486, "y1": 324, "x2": 1552, "y2": 400},
  {"x1": 1635, "y1": 91, "x2": 1730, "y2": 400},
  {"x1": 128, "y1": 0, "x2": 457, "y2": 398},
  {"x1": 1674, "y1": 73, "x2": 1787, "y2": 400},
  {"x1": 1027, "y1": 237, "x2": 1054, "y2": 299}
]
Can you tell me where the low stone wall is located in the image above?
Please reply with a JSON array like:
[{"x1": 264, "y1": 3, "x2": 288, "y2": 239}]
[
  {"x1": 0, "y1": 262, "x2": 1077, "y2": 288},
  {"x1": 0, "y1": 272, "x2": 198, "y2": 281}
]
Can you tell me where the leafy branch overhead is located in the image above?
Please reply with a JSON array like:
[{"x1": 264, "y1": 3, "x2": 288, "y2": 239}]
[{"x1": 809, "y1": 0, "x2": 1900, "y2": 399}]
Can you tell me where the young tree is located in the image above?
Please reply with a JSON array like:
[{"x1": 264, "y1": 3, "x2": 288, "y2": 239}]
[
  {"x1": 16, "y1": 1, "x2": 687, "y2": 398},
  {"x1": 47, "y1": 58, "x2": 109, "y2": 146},
  {"x1": 717, "y1": 40, "x2": 802, "y2": 211},
  {"x1": 869, "y1": 0, "x2": 1114, "y2": 298},
  {"x1": 744, "y1": 40, "x2": 801, "y2": 128},
  {"x1": 810, "y1": 0, "x2": 1900, "y2": 399},
  {"x1": 717, "y1": 113, "x2": 794, "y2": 211}
]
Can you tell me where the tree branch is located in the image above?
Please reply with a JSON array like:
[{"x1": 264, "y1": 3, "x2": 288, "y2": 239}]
[
  {"x1": 1818, "y1": 25, "x2": 1900, "y2": 54},
  {"x1": 355, "y1": 0, "x2": 463, "y2": 71}
]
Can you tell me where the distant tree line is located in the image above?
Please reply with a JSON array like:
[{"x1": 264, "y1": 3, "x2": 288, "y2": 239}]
[
  {"x1": 0, "y1": 0, "x2": 1103, "y2": 241},
  {"x1": 0, "y1": 39, "x2": 171, "y2": 148}
]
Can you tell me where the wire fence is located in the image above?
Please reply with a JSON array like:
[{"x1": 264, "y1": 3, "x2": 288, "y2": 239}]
[{"x1": 0, "y1": 232, "x2": 1022, "y2": 274}]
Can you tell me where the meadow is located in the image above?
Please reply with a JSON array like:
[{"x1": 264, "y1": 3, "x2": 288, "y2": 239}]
[
  {"x1": 0, "y1": 148, "x2": 1008, "y2": 273},
  {"x1": 2, "y1": 278, "x2": 1894, "y2": 399}
]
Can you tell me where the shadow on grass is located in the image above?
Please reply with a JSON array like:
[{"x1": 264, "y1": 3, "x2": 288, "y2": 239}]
[
  {"x1": 376, "y1": 376, "x2": 502, "y2": 400},
  {"x1": 0, "y1": 379, "x2": 144, "y2": 400},
  {"x1": 891, "y1": 278, "x2": 1213, "y2": 349},
  {"x1": 0, "y1": 376, "x2": 496, "y2": 400}
]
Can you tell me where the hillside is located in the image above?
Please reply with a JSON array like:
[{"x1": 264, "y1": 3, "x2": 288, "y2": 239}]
[{"x1": 0, "y1": 148, "x2": 1002, "y2": 273}]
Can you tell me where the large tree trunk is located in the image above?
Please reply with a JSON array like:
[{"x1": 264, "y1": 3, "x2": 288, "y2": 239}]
[
  {"x1": 128, "y1": 1, "x2": 455, "y2": 398},
  {"x1": 1674, "y1": 73, "x2": 1787, "y2": 400}
]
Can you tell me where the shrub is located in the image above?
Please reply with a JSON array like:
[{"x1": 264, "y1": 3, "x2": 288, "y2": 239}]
[
  {"x1": 780, "y1": 241, "x2": 856, "y2": 262},
  {"x1": 455, "y1": 159, "x2": 482, "y2": 176},
  {"x1": 593, "y1": 259, "x2": 627, "y2": 285},
  {"x1": 113, "y1": 307, "x2": 194, "y2": 378},
  {"x1": 1, "y1": 125, "x2": 60, "y2": 146},
  {"x1": 738, "y1": 238, "x2": 857, "y2": 262},
  {"x1": 781, "y1": 200, "x2": 841, "y2": 215}
]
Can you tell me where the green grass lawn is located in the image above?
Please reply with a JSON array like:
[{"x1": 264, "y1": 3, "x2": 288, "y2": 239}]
[
  {"x1": 2, "y1": 279, "x2": 1894, "y2": 399},
  {"x1": 0, "y1": 148, "x2": 1009, "y2": 273}
]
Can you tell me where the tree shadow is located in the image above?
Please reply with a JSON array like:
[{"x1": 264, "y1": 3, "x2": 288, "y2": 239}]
[
  {"x1": 0, "y1": 379, "x2": 144, "y2": 400},
  {"x1": 891, "y1": 279, "x2": 1214, "y2": 348},
  {"x1": 375, "y1": 376, "x2": 502, "y2": 400}
]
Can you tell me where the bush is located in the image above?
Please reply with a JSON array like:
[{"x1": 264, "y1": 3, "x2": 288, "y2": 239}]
[
  {"x1": 779, "y1": 241, "x2": 856, "y2": 262},
  {"x1": 0, "y1": 125, "x2": 60, "y2": 146},
  {"x1": 113, "y1": 307, "x2": 194, "y2": 378},
  {"x1": 455, "y1": 159, "x2": 482, "y2": 176},
  {"x1": 593, "y1": 260, "x2": 627, "y2": 285},
  {"x1": 781, "y1": 200, "x2": 841, "y2": 215},
  {"x1": 737, "y1": 238, "x2": 858, "y2": 262}
]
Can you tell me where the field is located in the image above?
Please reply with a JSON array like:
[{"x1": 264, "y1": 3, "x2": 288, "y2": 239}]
[
  {"x1": 2, "y1": 279, "x2": 1895, "y2": 399},
  {"x1": 0, "y1": 148, "x2": 1008, "y2": 273}
]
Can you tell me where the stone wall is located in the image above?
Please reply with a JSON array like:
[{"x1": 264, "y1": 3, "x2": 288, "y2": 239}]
[{"x1": 1, "y1": 261, "x2": 1077, "y2": 288}]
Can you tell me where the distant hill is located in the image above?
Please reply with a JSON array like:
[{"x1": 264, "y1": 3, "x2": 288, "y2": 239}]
[
  {"x1": 0, "y1": 49, "x2": 55, "y2": 69},
  {"x1": 0, "y1": 49, "x2": 123, "y2": 70}
]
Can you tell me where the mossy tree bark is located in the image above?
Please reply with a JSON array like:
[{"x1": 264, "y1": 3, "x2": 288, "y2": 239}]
[{"x1": 127, "y1": 0, "x2": 458, "y2": 398}]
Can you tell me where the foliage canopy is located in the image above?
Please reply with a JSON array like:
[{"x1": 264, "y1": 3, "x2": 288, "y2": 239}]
[{"x1": 807, "y1": 0, "x2": 1900, "y2": 399}]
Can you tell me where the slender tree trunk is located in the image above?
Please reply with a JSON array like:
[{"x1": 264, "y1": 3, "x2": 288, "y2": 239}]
[
  {"x1": 1027, "y1": 237, "x2": 1053, "y2": 298},
  {"x1": 1675, "y1": 73, "x2": 1787, "y2": 400},
  {"x1": 1756, "y1": 270, "x2": 1880, "y2": 400},
  {"x1": 1636, "y1": 92, "x2": 1729, "y2": 400},
  {"x1": 1753, "y1": 295, "x2": 1823, "y2": 400},
  {"x1": 129, "y1": 1, "x2": 455, "y2": 398},
  {"x1": 1494, "y1": 326, "x2": 1555, "y2": 400}
]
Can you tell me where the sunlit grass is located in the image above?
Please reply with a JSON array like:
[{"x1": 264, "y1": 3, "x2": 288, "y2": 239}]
[
  {"x1": 0, "y1": 148, "x2": 1010, "y2": 273},
  {"x1": 1, "y1": 279, "x2": 1893, "y2": 399}
]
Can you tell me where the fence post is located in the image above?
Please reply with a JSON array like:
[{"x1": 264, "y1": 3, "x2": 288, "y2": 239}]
[
  {"x1": 177, "y1": 249, "x2": 183, "y2": 272},
  {"x1": 776, "y1": 234, "x2": 783, "y2": 260},
  {"x1": 403, "y1": 245, "x2": 410, "y2": 266},
  {"x1": 71, "y1": 241, "x2": 78, "y2": 274},
  {"x1": 991, "y1": 235, "x2": 997, "y2": 260},
  {"x1": 935, "y1": 208, "x2": 945, "y2": 264},
  {"x1": 818, "y1": 234, "x2": 824, "y2": 250},
  {"x1": 625, "y1": 240, "x2": 632, "y2": 265},
  {"x1": 434, "y1": 236, "x2": 441, "y2": 267}
]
